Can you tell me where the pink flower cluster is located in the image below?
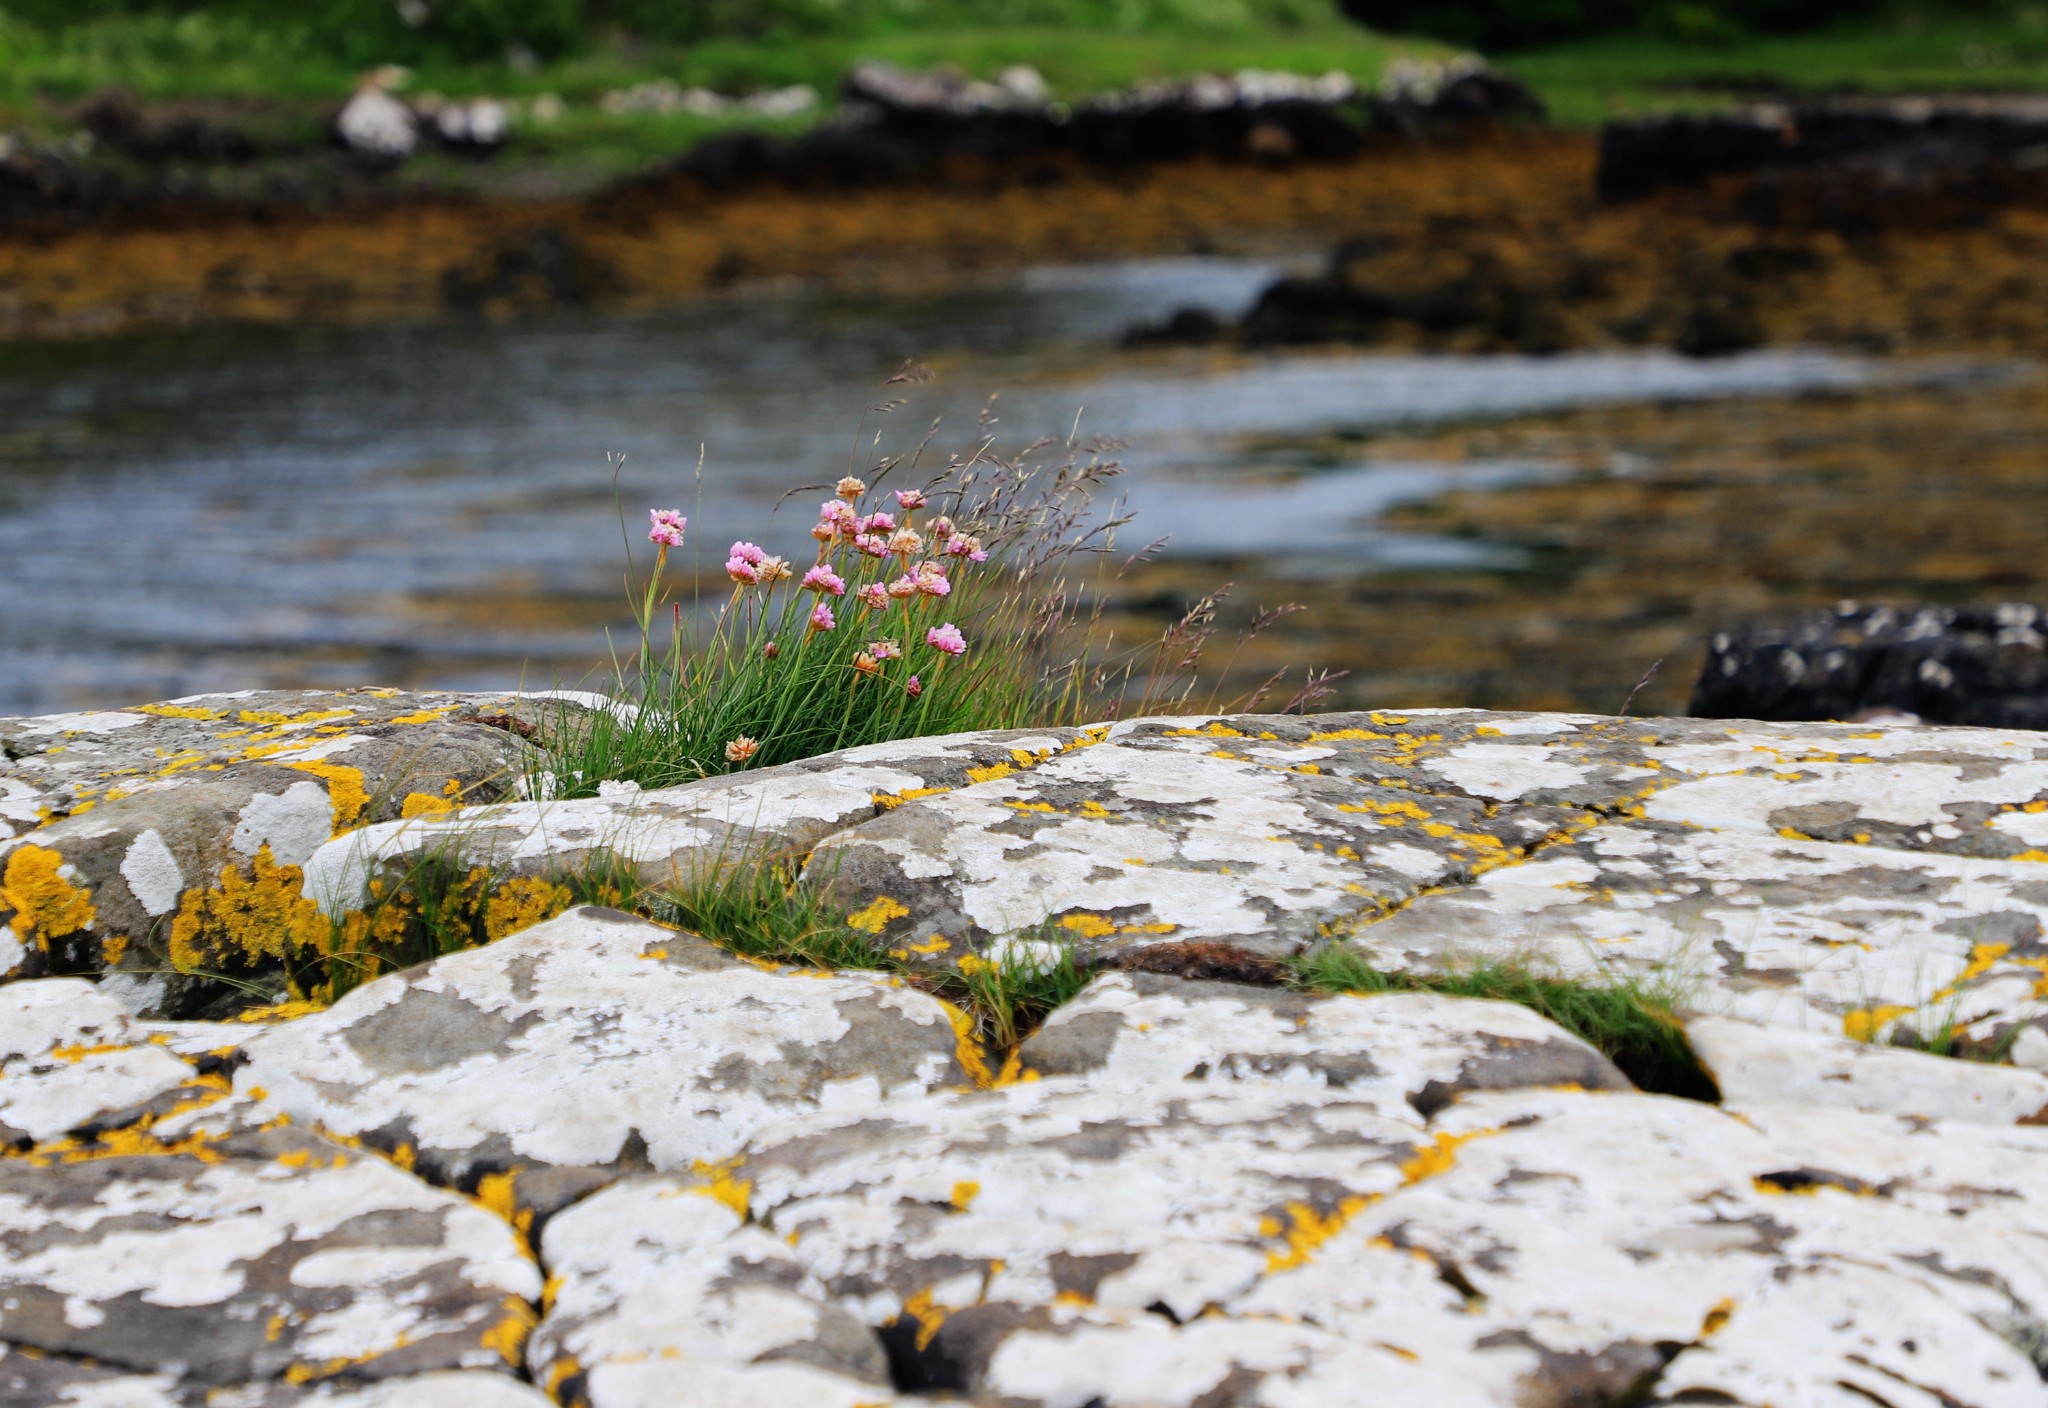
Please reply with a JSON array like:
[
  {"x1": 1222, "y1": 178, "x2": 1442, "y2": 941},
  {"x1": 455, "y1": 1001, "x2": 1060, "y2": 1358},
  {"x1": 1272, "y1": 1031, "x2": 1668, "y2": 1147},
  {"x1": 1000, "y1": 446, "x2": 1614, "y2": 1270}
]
[
  {"x1": 725, "y1": 540, "x2": 792, "y2": 586},
  {"x1": 648, "y1": 509, "x2": 687, "y2": 548}
]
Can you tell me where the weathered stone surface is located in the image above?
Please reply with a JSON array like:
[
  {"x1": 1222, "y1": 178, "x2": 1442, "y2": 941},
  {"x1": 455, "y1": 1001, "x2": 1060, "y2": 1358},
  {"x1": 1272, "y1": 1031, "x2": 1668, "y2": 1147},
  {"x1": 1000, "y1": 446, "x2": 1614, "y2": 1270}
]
[
  {"x1": 0, "y1": 1351, "x2": 558, "y2": 1408},
  {"x1": 1685, "y1": 1014, "x2": 2048, "y2": 1124},
  {"x1": 297, "y1": 726, "x2": 1083, "y2": 920},
  {"x1": 0, "y1": 688, "x2": 573, "y2": 1015},
  {"x1": 529, "y1": 972, "x2": 2048, "y2": 1407},
  {"x1": 0, "y1": 979, "x2": 197, "y2": 1146},
  {"x1": 231, "y1": 907, "x2": 975, "y2": 1184},
  {"x1": 0, "y1": 1131, "x2": 540, "y2": 1390}
]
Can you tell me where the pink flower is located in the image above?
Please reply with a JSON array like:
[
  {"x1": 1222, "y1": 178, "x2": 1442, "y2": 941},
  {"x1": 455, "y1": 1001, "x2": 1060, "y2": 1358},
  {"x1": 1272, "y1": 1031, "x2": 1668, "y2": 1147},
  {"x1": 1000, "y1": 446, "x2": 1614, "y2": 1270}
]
[
  {"x1": 811, "y1": 521, "x2": 837, "y2": 545},
  {"x1": 886, "y1": 575, "x2": 918, "y2": 600},
  {"x1": 648, "y1": 510, "x2": 687, "y2": 548},
  {"x1": 763, "y1": 641, "x2": 780, "y2": 659},
  {"x1": 926, "y1": 623, "x2": 967, "y2": 656},
  {"x1": 725, "y1": 556, "x2": 761, "y2": 585},
  {"x1": 888, "y1": 528, "x2": 923, "y2": 556},
  {"x1": 801, "y1": 565, "x2": 847, "y2": 597},
  {"x1": 836, "y1": 476, "x2": 867, "y2": 501},
  {"x1": 852, "y1": 652, "x2": 880, "y2": 676},
  {"x1": 916, "y1": 571, "x2": 951, "y2": 600},
  {"x1": 895, "y1": 489, "x2": 927, "y2": 511},
  {"x1": 856, "y1": 583, "x2": 890, "y2": 610},
  {"x1": 868, "y1": 639, "x2": 902, "y2": 661},
  {"x1": 728, "y1": 540, "x2": 766, "y2": 565},
  {"x1": 810, "y1": 602, "x2": 837, "y2": 633},
  {"x1": 859, "y1": 511, "x2": 896, "y2": 535},
  {"x1": 928, "y1": 516, "x2": 955, "y2": 541},
  {"x1": 854, "y1": 533, "x2": 890, "y2": 558},
  {"x1": 724, "y1": 736, "x2": 759, "y2": 763},
  {"x1": 905, "y1": 675, "x2": 922, "y2": 698}
]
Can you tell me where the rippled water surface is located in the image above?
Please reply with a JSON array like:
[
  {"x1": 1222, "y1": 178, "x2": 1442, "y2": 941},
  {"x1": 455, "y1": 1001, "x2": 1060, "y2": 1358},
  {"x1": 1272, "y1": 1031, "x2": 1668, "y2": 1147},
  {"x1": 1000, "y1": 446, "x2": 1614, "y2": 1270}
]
[{"x1": 0, "y1": 257, "x2": 1928, "y2": 715}]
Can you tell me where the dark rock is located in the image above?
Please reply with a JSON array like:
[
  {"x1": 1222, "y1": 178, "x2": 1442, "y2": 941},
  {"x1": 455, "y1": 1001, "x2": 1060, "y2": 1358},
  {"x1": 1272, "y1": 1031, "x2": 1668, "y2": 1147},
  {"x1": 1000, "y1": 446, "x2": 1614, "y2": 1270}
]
[{"x1": 1691, "y1": 601, "x2": 2048, "y2": 729}]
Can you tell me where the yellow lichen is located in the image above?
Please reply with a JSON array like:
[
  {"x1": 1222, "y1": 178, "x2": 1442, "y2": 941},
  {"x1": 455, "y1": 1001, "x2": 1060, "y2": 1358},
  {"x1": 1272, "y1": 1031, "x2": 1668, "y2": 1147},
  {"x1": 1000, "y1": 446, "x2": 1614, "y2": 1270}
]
[
  {"x1": 897, "y1": 1288, "x2": 948, "y2": 1351},
  {"x1": 0, "y1": 845, "x2": 96, "y2": 951},
  {"x1": 1400, "y1": 1127, "x2": 1495, "y2": 1184},
  {"x1": 691, "y1": 1158, "x2": 753, "y2": 1218},
  {"x1": 168, "y1": 846, "x2": 329, "y2": 974},
  {"x1": 1842, "y1": 1005, "x2": 1915, "y2": 1043},
  {"x1": 479, "y1": 1296, "x2": 537, "y2": 1364},
  {"x1": 99, "y1": 933, "x2": 130, "y2": 965},
  {"x1": 136, "y1": 703, "x2": 222, "y2": 721},
  {"x1": 965, "y1": 762, "x2": 1014, "y2": 785},
  {"x1": 847, "y1": 896, "x2": 910, "y2": 934},
  {"x1": 944, "y1": 1002, "x2": 996, "y2": 1088},
  {"x1": 950, "y1": 1180, "x2": 980, "y2": 1211},
  {"x1": 483, "y1": 877, "x2": 572, "y2": 942},
  {"x1": 280, "y1": 759, "x2": 369, "y2": 834},
  {"x1": 400, "y1": 792, "x2": 459, "y2": 819},
  {"x1": 1263, "y1": 1195, "x2": 1373, "y2": 1272},
  {"x1": 1059, "y1": 913, "x2": 1117, "y2": 940},
  {"x1": 387, "y1": 709, "x2": 451, "y2": 725}
]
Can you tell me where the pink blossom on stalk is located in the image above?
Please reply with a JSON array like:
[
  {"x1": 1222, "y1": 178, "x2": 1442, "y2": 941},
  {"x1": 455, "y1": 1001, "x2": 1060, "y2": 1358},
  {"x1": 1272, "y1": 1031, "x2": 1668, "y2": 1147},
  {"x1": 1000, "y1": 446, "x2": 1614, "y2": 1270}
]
[
  {"x1": 926, "y1": 623, "x2": 967, "y2": 656},
  {"x1": 946, "y1": 533, "x2": 986, "y2": 560},
  {"x1": 868, "y1": 639, "x2": 902, "y2": 661},
  {"x1": 811, "y1": 521, "x2": 837, "y2": 546},
  {"x1": 852, "y1": 652, "x2": 880, "y2": 676},
  {"x1": 854, "y1": 533, "x2": 890, "y2": 558},
  {"x1": 858, "y1": 511, "x2": 896, "y2": 535},
  {"x1": 836, "y1": 476, "x2": 867, "y2": 501},
  {"x1": 801, "y1": 564, "x2": 847, "y2": 597},
  {"x1": 728, "y1": 540, "x2": 766, "y2": 565},
  {"x1": 928, "y1": 516, "x2": 955, "y2": 541},
  {"x1": 905, "y1": 675, "x2": 922, "y2": 698},
  {"x1": 810, "y1": 602, "x2": 837, "y2": 633},
  {"x1": 648, "y1": 510, "x2": 688, "y2": 547},
  {"x1": 915, "y1": 570, "x2": 951, "y2": 600},
  {"x1": 888, "y1": 528, "x2": 923, "y2": 556},
  {"x1": 856, "y1": 583, "x2": 890, "y2": 610},
  {"x1": 894, "y1": 489, "x2": 927, "y2": 511},
  {"x1": 725, "y1": 556, "x2": 761, "y2": 585},
  {"x1": 886, "y1": 575, "x2": 918, "y2": 600}
]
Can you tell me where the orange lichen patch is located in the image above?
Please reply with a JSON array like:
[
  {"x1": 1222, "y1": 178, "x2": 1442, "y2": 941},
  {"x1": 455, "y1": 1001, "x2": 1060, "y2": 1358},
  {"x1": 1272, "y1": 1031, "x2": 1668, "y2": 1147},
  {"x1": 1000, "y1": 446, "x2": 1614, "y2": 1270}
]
[
  {"x1": 1263, "y1": 1194, "x2": 1374, "y2": 1273},
  {"x1": 950, "y1": 1180, "x2": 981, "y2": 1212},
  {"x1": 168, "y1": 846, "x2": 329, "y2": 974},
  {"x1": 945, "y1": 1002, "x2": 996, "y2": 1089},
  {"x1": 480, "y1": 1296, "x2": 538, "y2": 1365},
  {"x1": 136, "y1": 703, "x2": 223, "y2": 721},
  {"x1": 1059, "y1": 913, "x2": 1117, "y2": 940},
  {"x1": 874, "y1": 785, "x2": 952, "y2": 811},
  {"x1": 544, "y1": 1356, "x2": 583, "y2": 1396},
  {"x1": 1004, "y1": 801, "x2": 1057, "y2": 814},
  {"x1": 847, "y1": 896, "x2": 910, "y2": 934},
  {"x1": 1843, "y1": 1004, "x2": 1915, "y2": 1043},
  {"x1": 237, "y1": 708, "x2": 354, "y2": 727},
  {"x1": 1337, "y1": 798, "x2": 1431, "y2": 823},
  {"x1": 15, "y1": 1123, "x2": 230, "y2": 1168},
  {"x1": 965, "y1": 762, "x2": 1015, "y2": 785},
  {"x1": 483, "y1": 877, "x2": 573, "y2": 942},
  {"x1": 400, "y1": 792, "x2": 459, "y2": 819},
  {"x1": 897, "y1": 1288, "x2": 948, "y2": 1352},
  {"x1": 1400, "y1": 1127, "x2": 1496, "y2": 1184},
  {"x1": 282, "y1": 760, "x2": 370, "y2": 835},
  {"x1": 474, "y1": 1170, "x2": 537, "y2": 1244},
  {"x1": 386, "y1": 709, "x2": 452, "y2": 725},
  {"x1": 1168, "y1": 722, "x2": 1247, "y2": 739},
  {"x1": 283, "y1": 1336, "x2": 412, "y2": 1386},
  {"x1": 690, "y1": 1158, "x2": 753, "y2": 1219},
  {"x1": 233, "y1": 999, "x2": 327, "y2": 1023},
  {"x1": 1, "y1": 844, "x2": 97, "y2": 951}
]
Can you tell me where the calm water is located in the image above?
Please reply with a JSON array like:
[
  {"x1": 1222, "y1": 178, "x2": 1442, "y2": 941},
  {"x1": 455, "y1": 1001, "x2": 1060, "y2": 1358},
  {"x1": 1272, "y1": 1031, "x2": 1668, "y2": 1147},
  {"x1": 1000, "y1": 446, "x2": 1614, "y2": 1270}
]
[{"x1": 0, "y1": 257, "x2": 1920, "y2": 715}]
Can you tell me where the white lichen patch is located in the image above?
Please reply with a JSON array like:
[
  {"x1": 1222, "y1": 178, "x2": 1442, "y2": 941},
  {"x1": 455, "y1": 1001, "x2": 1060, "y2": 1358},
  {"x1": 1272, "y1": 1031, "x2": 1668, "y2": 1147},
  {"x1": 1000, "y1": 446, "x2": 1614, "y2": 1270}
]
[
  {"x1": 231, "y1": 907, "x2": 971, "y2": 1182},
  {"x1": 0, "y1": 978, "x2": 194, "y2": 1144}
]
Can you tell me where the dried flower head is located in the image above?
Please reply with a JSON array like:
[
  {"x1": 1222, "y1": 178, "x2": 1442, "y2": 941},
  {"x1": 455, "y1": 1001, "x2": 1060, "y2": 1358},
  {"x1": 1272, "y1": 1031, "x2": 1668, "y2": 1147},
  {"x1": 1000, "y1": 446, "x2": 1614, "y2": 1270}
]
[
  {"x1": 648, "y1": 509, "x2": 688, "y2": 548},
  {"x1": 724, "y1": 736, "x2": 760, "y2": 763},
  {"x1": 886, "y1": 575, "x2": 918, "y2": 600},
  {"x1": 926, "y1": 623, "x2": 968, "y2": 656},
  {"x1": 836, "y1": 476, "x2": 867, "y2": 501},
  {"x1": 868, "y1": 639, "x2": 902, "y2": 661},
  {"x1": 853, "y1": 652, "x2": 880, "y2": 676},
  {"x1": 856, "y1": 583, "x2": 890, "y2": 610},
  {"x1": 760, "y1": 556, "x2": 793, "y2": 583},
  {"x1": 888, "y1": 528, "x2": 923, "y2": 556},
  {"x1": 928, "y1": 516, "x2": 955, "y2": 541}
]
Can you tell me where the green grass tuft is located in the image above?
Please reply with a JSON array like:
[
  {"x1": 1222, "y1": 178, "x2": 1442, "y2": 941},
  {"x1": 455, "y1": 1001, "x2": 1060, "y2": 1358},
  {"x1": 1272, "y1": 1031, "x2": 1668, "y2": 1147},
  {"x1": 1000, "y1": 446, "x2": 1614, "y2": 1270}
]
[{"x1": 1291, "y1": 944, "x2": 1721, "y2": 1101}]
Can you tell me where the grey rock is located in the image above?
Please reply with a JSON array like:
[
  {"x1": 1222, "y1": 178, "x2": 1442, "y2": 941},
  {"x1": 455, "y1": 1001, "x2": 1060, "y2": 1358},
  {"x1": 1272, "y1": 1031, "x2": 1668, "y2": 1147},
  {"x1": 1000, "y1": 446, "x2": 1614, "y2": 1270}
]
[{"x1": 0, "y1": 979, "x2": 196, "y2": 1146}]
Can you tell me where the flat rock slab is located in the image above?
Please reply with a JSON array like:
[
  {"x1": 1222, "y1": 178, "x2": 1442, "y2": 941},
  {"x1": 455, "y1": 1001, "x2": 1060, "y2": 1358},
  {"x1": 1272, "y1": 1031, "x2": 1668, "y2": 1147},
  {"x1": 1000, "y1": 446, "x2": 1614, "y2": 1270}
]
[
  {"x1": 0, "y1": 978, "x2": 196, "y2": 1146},
  {"x1": 0, "y1": 1352, "x2": 556, "y2": 1408},
  {"x1": 232, "y1": 907, "x2": 976, "y2": 1184},
  {"x1": 530, "y1": 971, "x2": 2048, "y2": 1408},
  {"x1": 0, "y1": 1128, "x2": 540, "y2": 1391},
  {"x1": 1, "y1": 688, "x2": 575, "y2": 1016}
]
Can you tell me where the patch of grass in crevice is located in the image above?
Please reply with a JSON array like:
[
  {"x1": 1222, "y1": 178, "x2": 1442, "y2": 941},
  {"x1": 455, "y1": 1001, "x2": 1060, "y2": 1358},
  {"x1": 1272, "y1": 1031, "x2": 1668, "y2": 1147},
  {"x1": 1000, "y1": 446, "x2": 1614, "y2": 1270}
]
[{"x1": 1292, "y1": 945, "x2": 1720, "y2": 1103}]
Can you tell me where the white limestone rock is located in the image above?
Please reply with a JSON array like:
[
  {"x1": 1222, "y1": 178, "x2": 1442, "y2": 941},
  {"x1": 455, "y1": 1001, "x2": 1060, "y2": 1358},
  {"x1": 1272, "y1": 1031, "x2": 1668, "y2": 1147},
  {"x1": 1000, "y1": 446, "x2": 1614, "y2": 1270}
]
[
  {"x1": 0, "y1": 978, "x2": 197, "y2": 1145},
  {"x1": 231, "y1": 907, "x2": 975, "y2": 1184},
  {"x1": 1686, "y1": 1013, "x2": 2048, "y2": 1124}
]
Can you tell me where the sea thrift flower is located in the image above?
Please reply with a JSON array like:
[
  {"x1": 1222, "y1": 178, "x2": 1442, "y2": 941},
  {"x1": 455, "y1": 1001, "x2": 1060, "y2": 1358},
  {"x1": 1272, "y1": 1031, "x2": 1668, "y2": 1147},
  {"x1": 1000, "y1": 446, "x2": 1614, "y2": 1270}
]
[
  {"x1": 859, "y1": 511, "x2": 896, "y2": 535},
  {"x1": 915, "y1": 570, "x2": 951, "y2": 600},
  {"x1": 928, "y1": 516, "x2": 955, "y2": 541},
  {"x1": 857, "y1": 583, "x2": 890, "y2": 610},
  {"x1": 760, "y1": 556, "x2": 793, "y2": 583},
  {"x1": 763, "y1": 641, "x2": 780, "y2": 659},
  {"x1": 801, "y1": 565, "x2": 846, "y2": 597},
  {"x1": 905, "y1": 675, "x2": 922, "y2": 697},
  {"x1": 648, "y1": 510, "x2": 687, "y2": 547},
  {"x1": 725, "y1": 555, "x2": 761, "y2": 585},
  {"x1": 926, "y1": 623, "x2": 968, "y2": 656},
  {"x1": 854, "y1": 533, "x2": 890, "y2": 558},
  {"x1": 811, "y1": 521, "x2": 837, "y2": 546},
  {"x1": 724, "y1": 736, "x2": 760, "y2": 763},
  {"x1": 895, "y1": 489, "x2": 927, "y2": 511},
  {"x1": 946, "y1": 533, "x2": 986, "y2": 560},
  {"x1": 810, "y1": 602, "x2": 837, "y2": 633},
  {"x1": 853, "y1": 652, "x2": 880, "y2": 676},
  {"x1": 836, "y1": 476, "x2": 867, "y2": 500},
  {"x1": 889, "y1": 528, "x2": 923, "y2": 556},
  {"x1": 887, "y1": 575, "x2": 918, "y2": 600},
  {"x1": 868, "y1": 639, "x2": 902, "y2": 661},
  {"x1": 728, "y1": 540, "x2": 766, "y2": 565}
]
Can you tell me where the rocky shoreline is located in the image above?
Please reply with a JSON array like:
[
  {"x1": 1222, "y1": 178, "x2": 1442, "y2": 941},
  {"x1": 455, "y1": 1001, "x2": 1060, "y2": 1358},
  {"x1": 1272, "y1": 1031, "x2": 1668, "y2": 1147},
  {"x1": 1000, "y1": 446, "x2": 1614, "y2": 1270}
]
[{"x1": 4, "y1": 687, "x2": 2048, "y2": 1404}]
